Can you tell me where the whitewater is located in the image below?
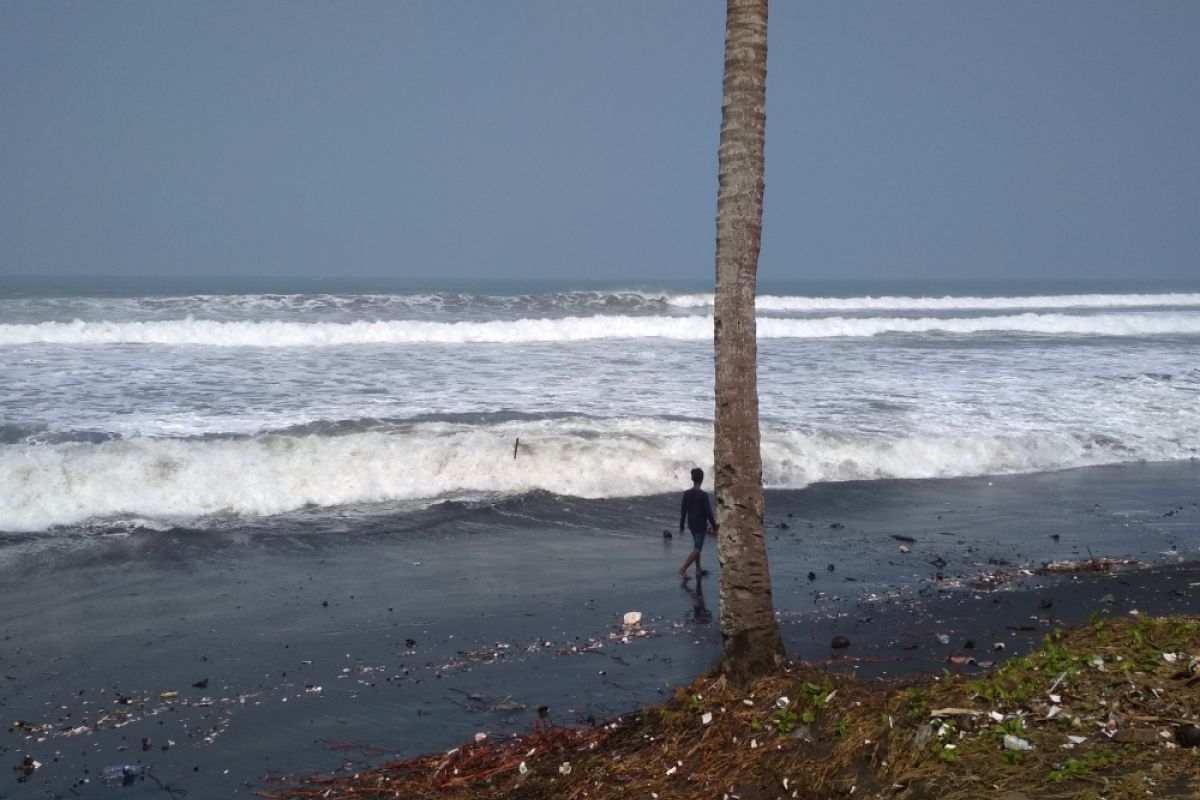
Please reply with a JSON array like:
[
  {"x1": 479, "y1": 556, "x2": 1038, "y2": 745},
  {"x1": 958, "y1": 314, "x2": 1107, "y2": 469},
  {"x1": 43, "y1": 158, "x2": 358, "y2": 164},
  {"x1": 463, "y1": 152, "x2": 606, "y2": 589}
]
[{"x1": 1, "y1": 281, "x2": 1198, "y2": 533}]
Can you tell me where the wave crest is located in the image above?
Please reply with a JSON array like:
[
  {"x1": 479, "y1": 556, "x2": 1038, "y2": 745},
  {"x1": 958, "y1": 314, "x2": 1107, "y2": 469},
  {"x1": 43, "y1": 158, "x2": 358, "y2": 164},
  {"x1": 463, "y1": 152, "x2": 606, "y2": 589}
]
[
  {"x1": 1, "y1": 418, "x2": 1192, "y2": 532},
  {"x1": 2, "y1": 311, "x2": 1199, "y2": 347}
]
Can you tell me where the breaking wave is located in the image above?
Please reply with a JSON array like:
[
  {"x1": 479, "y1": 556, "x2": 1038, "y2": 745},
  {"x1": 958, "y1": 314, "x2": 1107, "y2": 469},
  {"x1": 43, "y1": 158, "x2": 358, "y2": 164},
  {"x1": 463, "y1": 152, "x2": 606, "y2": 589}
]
[
  {"x1": 2, "y1": 417, "x2": 1193, "y2": 532},
  {"x1": 2, "y1": 311, "x2": 1199, "y2": 347}
]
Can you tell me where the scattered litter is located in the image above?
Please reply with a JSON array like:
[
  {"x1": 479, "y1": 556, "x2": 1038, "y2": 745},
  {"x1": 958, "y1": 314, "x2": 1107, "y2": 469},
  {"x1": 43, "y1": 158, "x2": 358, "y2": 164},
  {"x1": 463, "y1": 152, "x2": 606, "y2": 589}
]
[
  {"x1": 623, "y1": 611, "x2": 642, "y2": 627},
  {"x1": 101, "y1": 764, "x2": 147, "y2": 787},
  {"x1": 1003, "y1": 734, "x2": 1033, "y2": 751},
  {"x1": 701, "y1": 712, "x2": 713, "y2": 725}
]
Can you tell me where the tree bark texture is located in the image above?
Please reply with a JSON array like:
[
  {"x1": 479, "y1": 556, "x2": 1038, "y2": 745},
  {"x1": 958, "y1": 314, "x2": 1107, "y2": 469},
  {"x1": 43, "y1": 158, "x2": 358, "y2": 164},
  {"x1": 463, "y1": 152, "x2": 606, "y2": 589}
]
[{"x1": 713, "y1": 0, "x2": 786, "y2": 681}]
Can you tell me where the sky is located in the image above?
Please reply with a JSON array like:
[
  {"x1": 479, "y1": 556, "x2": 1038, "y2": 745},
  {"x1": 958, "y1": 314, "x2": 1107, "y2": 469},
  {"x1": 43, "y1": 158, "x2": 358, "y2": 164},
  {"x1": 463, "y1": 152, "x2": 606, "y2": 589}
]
[{"x1": 2, "y1": 1, "x2": 1198, "y2": 285}]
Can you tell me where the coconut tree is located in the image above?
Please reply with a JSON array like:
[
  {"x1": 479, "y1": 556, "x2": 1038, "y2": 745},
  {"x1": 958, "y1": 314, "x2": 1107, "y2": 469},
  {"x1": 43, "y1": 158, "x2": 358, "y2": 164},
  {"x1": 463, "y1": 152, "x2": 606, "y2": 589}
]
[{"x1": 713, "y1": 0, "x2": 785, "y2": 680}]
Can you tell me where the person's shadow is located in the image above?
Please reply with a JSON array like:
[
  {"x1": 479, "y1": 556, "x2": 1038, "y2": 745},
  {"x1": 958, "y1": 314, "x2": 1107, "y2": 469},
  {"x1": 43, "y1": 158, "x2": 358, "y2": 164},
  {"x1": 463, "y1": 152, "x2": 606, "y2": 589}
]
[{"x1": 682, "y1": 574, "x2": 713, "y2": 625}]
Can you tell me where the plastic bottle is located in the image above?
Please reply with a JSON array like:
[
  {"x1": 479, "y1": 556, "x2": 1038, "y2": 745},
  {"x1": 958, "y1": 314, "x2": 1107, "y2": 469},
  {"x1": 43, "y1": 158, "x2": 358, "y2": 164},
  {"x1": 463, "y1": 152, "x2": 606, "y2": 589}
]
[{"x1": 101, "y1": 764, "x2": 146, "y2": 786}]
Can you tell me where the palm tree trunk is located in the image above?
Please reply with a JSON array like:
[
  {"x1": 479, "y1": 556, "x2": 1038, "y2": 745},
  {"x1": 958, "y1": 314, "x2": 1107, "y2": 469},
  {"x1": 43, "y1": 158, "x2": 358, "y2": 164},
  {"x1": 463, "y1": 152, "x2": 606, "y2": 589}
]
[{"x1": 713, "y1": 0, "x2": 785, "y2": 681}]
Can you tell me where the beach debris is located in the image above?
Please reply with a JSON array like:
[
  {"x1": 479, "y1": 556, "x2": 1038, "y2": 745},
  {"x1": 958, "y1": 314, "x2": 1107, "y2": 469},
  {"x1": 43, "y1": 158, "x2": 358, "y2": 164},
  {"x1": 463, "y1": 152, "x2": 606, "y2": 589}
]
[
  {"x1": 775, "y1": 696, "x2": 790, "y2": 709},
  {"x1": 807, "y1": 571, "x2": 816, "y2": 581},
  {"x1": 898, "y1": 545, "x2": 910, "y2": 554},
  {"x1": 1113, "y1": 727, "x2": 1160, "y2": 744},
  {"x1": 192, "y1": 678, "x2": 208, "y2": 688},
  {"x1": 623, "y1": 611, "x2": 642, "y2": 627},
  {"x1": 890, "y1": 534, "x2": 916, "y2": 543},
  {"x1": 701, "y1": 712, "x2": 713, "y2": 725},
  {"x1": 913, "y1": 724, "x2": 933, "y2": 750},
  {"x1": 663, "y1": 529, "x2": 672, "y2": 538},
  {"x1": 830, "y1": 635, "x2": 851, "y2": 649},
  {"x1": 826, "y1": 564, "x2": 835, "y2": 572},
  {"x1": 1003, "y1": 734, "x2": 1033, "y2": 751},
  {"x1": 1036, "y1": 558, "x2": 1127, "y2": 575},
  {"x1": 930, "y1": 708, "x2": 983, "y2": 718},
  {"x1": 992, "y1": 642, "x2": 1006, "y2": 651},
  {"x1": 1175, "y1": 724, "x2": 1200, "y2": 747},
  {"x1": 1038, "y1": 598, "x2": 1053, "y2": 609},
  {"x1": 936, "y1": 634, "x2": 950, "y2": 645},
  {"x1": 101, "y1": 764, "x2": 146, "y2": 787},
  {"x1": 558, "y1": 761, "x2": 571, "y2": 775},
  {"x1": 14, "y1": 756, "x2": 40, "y2": 781}
]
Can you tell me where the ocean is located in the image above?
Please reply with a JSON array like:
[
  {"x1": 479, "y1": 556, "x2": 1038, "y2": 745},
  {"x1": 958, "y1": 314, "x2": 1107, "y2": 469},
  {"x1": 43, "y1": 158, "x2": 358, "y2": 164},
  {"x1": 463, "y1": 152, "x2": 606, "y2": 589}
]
[{"x1": 1, "y1": 276, "x2": 1198, "y2": 536}]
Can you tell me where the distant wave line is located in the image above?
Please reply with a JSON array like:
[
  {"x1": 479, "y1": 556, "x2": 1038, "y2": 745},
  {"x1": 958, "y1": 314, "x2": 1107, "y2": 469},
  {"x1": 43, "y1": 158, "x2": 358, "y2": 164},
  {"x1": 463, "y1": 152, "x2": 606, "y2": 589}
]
[{"x1": 668, "y1": 292, "x2": 1200, "y2": 311}]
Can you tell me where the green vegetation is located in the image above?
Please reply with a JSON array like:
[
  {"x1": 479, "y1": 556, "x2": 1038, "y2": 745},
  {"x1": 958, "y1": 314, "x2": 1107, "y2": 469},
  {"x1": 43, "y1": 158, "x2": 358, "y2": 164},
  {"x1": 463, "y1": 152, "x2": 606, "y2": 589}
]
[{"x1": 257, "y1": 616, "x2": 1200, "y2": 800}]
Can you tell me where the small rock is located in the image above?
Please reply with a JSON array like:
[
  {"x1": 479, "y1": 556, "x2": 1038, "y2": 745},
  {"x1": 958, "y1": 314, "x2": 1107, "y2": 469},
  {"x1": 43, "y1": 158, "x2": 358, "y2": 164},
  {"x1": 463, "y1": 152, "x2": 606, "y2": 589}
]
[
  {"x1": 1039, "y1": 598, "x2": 1053, "y2": 609},
  {"x1": 831, "y1": 635, "x2": 851, "y2": 649},
  {"x1": 662, "y1": 529, "x2": 672, "y2": 539},
  {"x1": 826, "y1": 564, "x2": 835, "y2": 572},
  {"x1": 807, "y1": 571, "x2": 816, "y2": 581}
]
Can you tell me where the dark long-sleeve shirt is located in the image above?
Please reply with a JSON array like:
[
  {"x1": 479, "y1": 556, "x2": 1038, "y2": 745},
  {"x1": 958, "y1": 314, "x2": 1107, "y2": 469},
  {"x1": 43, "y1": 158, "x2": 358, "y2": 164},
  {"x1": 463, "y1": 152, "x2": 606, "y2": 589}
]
[{"x1": 680, "y1": 487, "x2": 717, "y2": 534}]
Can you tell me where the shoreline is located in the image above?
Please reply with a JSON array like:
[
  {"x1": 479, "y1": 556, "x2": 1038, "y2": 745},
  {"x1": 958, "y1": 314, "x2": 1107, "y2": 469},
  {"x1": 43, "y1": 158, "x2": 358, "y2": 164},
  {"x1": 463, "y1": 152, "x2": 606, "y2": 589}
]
[{"x1": 1, "y1": 460, "x2": 1197, "y2": 798}]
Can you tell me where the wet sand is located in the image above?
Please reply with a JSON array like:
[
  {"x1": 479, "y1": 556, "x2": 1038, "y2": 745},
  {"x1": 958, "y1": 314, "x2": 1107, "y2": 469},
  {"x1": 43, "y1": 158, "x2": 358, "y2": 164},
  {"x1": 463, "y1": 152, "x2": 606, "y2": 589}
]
[{"x1": 1, "y1": 460, "x2": 1197, "y2": 798}]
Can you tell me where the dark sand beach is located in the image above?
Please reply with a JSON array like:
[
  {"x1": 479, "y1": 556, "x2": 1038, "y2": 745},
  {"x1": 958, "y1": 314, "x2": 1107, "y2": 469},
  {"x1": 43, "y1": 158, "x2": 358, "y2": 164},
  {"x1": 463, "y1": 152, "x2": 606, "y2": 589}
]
[{"x1": 2, "y1": 461, "x2": 1197, "y2": 799}]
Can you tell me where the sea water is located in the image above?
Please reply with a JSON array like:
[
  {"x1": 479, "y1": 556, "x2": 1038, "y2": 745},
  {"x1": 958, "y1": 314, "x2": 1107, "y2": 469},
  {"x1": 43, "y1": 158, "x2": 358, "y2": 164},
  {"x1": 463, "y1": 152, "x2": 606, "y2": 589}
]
[{"x1": 1, "y1": 276, "x2": 1197, "y2": 534}]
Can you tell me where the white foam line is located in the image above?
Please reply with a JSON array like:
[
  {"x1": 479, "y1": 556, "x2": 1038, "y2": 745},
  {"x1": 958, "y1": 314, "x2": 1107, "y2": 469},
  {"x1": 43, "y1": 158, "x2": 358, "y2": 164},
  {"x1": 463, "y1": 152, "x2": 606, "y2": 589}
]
[
  {"x1": 1, "y1": 311, "x2": 1199, "y2": 347},
  {"x1": 667, "y1": 292, "x2": 1200, "y2": 311}
]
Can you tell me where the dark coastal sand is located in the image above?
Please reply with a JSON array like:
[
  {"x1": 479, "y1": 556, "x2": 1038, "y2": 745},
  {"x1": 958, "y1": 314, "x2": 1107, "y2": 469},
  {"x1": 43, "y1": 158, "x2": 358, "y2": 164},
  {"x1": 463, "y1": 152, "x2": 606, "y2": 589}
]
[{"x1": 1, "y1": 461, "x2": 1196, "y2": 798}]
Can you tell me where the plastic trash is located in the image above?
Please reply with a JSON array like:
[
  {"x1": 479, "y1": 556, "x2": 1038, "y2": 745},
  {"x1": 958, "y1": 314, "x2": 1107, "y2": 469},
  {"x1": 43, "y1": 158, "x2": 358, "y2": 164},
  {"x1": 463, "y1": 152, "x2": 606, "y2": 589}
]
[
  {"x1": 1003, "y1": 734, "x2": 1033, "y2": 751},
  {"x1": 101, "y1": 765, "x2": 147, "y2": 787},
  {"x1": 622, "y1": 611, "x2": 642, "y2": 627}
]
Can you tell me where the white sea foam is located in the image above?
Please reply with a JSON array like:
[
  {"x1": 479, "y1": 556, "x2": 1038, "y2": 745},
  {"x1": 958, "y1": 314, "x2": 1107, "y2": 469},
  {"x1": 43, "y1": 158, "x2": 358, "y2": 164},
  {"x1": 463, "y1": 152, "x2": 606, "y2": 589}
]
[
  {"x1": 1, "y1": 417, "x2": 1193, "y2": 532},
  {"x1": 2, "y1": 311, "x2": 1199, "y2": 347},
  {"x1": 667, "y1": 292, "x2": 1200, "y2": 312}
]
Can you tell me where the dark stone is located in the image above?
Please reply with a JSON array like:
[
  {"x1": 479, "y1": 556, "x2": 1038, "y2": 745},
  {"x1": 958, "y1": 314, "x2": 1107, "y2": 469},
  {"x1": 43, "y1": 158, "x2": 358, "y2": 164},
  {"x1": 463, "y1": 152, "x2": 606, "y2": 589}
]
[
  {"x1": 831, "y1": 635, "x2": 851, "y2": 649},
  {"x1": 1176, "y1": 724, "x2": 1200, "y2": 747},
  {"x1": 807, "y1": 571, "x2": 816, "y2": 581}
]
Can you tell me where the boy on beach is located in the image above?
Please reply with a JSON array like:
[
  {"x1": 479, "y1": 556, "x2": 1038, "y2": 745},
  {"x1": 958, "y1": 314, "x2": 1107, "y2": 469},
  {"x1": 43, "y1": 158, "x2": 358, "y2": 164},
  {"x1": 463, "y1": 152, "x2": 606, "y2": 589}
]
[{"x1": 678, "y1": 467, "x2": 718, "y2": 579}]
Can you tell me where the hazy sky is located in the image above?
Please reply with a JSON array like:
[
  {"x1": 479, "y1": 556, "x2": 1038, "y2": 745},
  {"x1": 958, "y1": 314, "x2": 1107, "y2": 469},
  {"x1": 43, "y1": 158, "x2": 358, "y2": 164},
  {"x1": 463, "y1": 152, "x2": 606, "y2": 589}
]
[{"x1": 2, "y1": 2, "x2": 1198, "y2": 284}]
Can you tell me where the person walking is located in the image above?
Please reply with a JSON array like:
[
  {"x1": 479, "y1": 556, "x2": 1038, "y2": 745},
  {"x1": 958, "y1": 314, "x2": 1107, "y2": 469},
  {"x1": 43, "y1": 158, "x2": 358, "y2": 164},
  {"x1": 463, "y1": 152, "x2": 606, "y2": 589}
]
[{"x1": 678, "y1": 467, "x2": 717, "y2": 579}]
